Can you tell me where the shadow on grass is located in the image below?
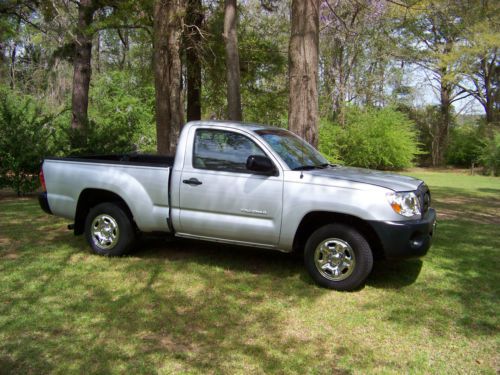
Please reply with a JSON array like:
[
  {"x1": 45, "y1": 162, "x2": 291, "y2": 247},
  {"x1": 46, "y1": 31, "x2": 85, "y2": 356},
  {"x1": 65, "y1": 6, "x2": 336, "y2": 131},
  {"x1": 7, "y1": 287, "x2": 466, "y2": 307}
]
[
  {"x1": 430, "y1": 186, "x2": 500, "y2": 224},
  {"x1": 2, "y1": 196, "x2": 499, "y2": 373},
  {"x1": 368, "y1": 259, "x2": 423, "y2": 289},
  {"x1": 1, "y1": 205, "x2": 338, "y2": 373},
  {"x1": 134, "y1": 235, "x2": 426, "y2": 290},
  {"x1": 378, "y1": 220, "x2": 499, "y2": 338},
  {"x1": 136, "y1": 236, "x2": 308, "y2": 284},
  {"x1": 478, "y1": 187, "x2": 500, "y2": 194}
]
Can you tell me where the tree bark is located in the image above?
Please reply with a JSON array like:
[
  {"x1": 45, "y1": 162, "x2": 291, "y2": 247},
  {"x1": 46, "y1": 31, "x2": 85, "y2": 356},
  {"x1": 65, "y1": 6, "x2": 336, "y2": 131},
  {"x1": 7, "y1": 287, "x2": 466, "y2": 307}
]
[
  {"x1": 153, "y1": 0, "x2": 185, "y2": 155},
  {"x1": 185, "y1": 0, "x2": 203, "y2": 121},
  {"x1": 482, "y1": 55, "x2": 499, "y2": 125},
  {"x1": 433, "y1": 74, "x2": 452, "y2": 167},
  {"x1": 223, "y1": 0, "x2": 242, "y2": 121},
  {"x1": 70, "y1": 0, "x2": 95, "y2": 148},
  {"x1": 288, "y1": 0, "x2": 319, "y2": 147},
  {"x1": 9, "y1": 42, "x2": 17, "y2": 90},
  {"x1": 9, "y1": 18, "x2": 21, "y2": 90},
  {"x1": 117, "y1": 28, "x2": 130, "y2": 70},
  {"x1": 95, "y1": 30, "x2": 101, "y2": 74}
]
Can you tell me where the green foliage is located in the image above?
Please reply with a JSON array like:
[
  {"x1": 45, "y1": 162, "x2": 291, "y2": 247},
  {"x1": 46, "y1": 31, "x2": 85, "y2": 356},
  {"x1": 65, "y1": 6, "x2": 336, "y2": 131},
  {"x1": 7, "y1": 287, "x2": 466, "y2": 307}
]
[
  {"x1": 0, "y1": 87, "x2": 58, "y2": 195},
  {"x1": 83, "y1": 71, "x2": 156, "y2": 155},
  {"x1": 202, "y1": 2, "x2": 288, "y2": 125},
  {"x1": 480, "y1": 131, "x2": 500, "y2": 176},
  {"x1": 319, "y1": 107, "x2": 420, "y2": 170},
  {"x1": 401, "y1": 104, "x2": 455, "y2": 167},
  {"x1": 446, "y1": 123, "x2": 483, "y2": 167},
  {"x1": 317, "y1": 118, "x2": 343, "y2": 163}
]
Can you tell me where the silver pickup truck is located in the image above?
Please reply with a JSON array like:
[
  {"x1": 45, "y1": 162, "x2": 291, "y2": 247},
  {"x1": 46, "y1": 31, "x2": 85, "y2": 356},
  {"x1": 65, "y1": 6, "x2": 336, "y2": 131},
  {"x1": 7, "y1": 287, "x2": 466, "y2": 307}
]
[{"x1": 39, "y1": 121, "x2": 436, "y2": 290}]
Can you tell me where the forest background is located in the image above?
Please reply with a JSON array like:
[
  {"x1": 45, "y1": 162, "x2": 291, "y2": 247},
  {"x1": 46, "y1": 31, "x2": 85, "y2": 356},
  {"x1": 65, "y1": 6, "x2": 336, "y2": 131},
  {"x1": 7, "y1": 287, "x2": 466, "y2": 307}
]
[{"x1": 0, "y1": 0, "x2": 498, "y2": 195}]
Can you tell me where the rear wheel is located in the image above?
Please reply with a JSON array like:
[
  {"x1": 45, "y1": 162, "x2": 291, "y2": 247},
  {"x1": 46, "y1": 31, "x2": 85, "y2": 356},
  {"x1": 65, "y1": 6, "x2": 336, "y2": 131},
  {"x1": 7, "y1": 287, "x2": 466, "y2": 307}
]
[
  {"x1": 84, "y1": 202, "x2": 136, "y2": 256},
  {"x1": 304, "y1": 224, "x2": 373, "y2": 291}
]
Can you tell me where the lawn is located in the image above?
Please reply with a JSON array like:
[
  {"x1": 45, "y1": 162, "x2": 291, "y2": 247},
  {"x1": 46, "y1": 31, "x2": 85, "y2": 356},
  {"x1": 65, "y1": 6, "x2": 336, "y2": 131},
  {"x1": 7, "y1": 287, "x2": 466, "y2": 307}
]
[{"x1": 0, "y1": 171, "x2": 499, "y2": 374}]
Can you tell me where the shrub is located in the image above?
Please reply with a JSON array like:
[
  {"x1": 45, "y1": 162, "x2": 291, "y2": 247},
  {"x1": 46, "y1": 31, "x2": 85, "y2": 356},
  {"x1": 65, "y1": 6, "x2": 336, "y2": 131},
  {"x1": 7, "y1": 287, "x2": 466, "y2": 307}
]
[
  {"x1": 480, "y1": 131, "x2": 500, "y2": 176},
  {"x1": 0, "y1": 87, "x2": 58, "y2": 195},
  {"x1": 446, "y1": 123, "x2": 483, "y2": 167},
  {"x1": 319, "y1": 107, "x2": 421, "y2": 170},
  {"x1": 83, "y1": 71, "x2": 156, "y2": 155},
  {"x1": 318, "y1": 118, "x2": 343, "y2": 163}
]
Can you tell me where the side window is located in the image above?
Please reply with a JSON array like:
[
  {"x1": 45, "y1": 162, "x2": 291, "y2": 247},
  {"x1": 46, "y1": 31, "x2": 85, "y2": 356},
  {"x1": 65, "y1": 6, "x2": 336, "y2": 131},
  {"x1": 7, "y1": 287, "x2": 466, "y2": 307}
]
[{"x1": 193, "y1": 129, "x2": 266, "y2": 173}]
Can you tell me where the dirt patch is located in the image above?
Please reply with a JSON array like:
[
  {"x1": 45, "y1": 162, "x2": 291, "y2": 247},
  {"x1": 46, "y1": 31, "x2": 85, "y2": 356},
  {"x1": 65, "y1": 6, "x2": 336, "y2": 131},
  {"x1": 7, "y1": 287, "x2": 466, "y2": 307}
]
[
  {"x1": 0, "y1": 249, "x2": 19, "y2": 260},
  {"x1": 139, "y1": 331, "x2": 198, "y2": 354},
  {"x1": 434, "y1": 195, "x2": 500, "y2": 225},
  {"x1": 405, "y1": 167, "x2": 485, "y2": 175},
  {"x1": 0, "y1": 189, "x2": 39, "y2": 201}
]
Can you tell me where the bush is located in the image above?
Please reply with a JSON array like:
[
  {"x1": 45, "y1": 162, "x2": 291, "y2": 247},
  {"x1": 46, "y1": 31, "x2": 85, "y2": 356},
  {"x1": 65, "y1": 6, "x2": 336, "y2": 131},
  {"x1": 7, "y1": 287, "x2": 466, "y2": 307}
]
[
  {"x1": 79, "y1": 71, "x2": 156, "y2": 155},
  {"x1": 319, "y1": 107, "x2": 421, "y2": 170},
  {"x1": 0, "y1": 87, "x2": 58, "y2": 195},
  {"x1": 446, "y1": 123, "x2": 483, "y2": 167},
  {"x1": 480, "y1": 131, "x2": 500, "y2": 176}
]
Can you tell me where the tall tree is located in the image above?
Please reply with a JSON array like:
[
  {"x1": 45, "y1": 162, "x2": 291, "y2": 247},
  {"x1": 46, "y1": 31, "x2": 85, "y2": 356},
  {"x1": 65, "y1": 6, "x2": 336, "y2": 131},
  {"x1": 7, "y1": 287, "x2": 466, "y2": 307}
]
[
  {"x1": 288, "y1": 0, "x2": 319, "y2": 147},
  {"x1": 70, "y1": 0, "x2": 97, "y2": 148},
  {"x1": 443, "y1": 1, "x2": 500, "y2": 125},
  {"x1": 223, "y1": 0, "x2": 242, "y2": 121},
  {"x1": 153, "y1": 0, "x2": 185, "y2": 154},
  {"x1": 185, "y1": 0, "x2": 203, "y2": 121},
  {"x1": 397, "y1": 0, "x2": 469, "y2": 166}
]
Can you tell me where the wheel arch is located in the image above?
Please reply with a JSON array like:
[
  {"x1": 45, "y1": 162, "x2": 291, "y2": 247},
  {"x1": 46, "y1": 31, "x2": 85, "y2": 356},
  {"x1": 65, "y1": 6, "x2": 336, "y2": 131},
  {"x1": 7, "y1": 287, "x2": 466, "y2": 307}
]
[
  {"x1": 74, "y1": 188, "x2": 134, "y2": 235},
  {"x1": 292, "y1": 211, "x2": 384, "y2": 259}
]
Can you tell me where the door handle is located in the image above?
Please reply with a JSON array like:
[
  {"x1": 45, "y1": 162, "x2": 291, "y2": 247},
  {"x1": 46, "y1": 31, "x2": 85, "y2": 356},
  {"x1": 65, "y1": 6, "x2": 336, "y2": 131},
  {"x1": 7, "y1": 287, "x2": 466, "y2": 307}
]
[{"x1": 182, "y1": 177, "x2": 203, "y2": 186}]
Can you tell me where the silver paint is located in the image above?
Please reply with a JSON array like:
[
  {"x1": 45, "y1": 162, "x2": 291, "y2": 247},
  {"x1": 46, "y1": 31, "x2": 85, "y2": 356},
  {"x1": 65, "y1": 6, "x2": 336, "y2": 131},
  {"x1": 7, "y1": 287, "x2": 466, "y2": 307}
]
[{"x1": 44, "y1": 120, "x2": 427, "y2": 253}]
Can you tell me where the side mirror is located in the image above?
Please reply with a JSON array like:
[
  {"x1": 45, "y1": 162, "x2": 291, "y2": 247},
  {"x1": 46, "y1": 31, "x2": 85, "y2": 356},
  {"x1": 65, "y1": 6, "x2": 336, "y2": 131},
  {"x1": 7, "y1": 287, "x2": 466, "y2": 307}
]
[{"x1": 246, "y1": 155, "x2": 276, "y2": 175}]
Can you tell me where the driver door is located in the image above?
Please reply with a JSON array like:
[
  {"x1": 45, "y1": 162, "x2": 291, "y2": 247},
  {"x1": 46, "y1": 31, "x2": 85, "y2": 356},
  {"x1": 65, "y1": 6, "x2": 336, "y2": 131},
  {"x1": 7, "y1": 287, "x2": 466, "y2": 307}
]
[{"x1": 178, "y1": 128, "x2": 283, "y2": 246}]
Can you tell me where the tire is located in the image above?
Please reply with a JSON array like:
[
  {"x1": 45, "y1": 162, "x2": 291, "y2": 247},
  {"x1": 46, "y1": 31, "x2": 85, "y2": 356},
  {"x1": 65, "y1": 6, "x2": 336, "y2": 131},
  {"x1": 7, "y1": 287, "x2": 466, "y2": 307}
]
[
  {"x1": 304, "y1": 224, "x2": 373, "y2": 291},
  {"x1": 84, "y1": 202, "x2": 136, "y2": 256}
]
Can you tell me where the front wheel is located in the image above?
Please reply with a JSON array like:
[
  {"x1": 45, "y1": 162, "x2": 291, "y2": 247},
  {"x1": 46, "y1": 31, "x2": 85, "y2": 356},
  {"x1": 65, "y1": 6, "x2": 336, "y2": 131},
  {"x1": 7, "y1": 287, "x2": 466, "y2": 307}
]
[
  {"x1": 304, "y1": 224, "x2": 373, "y2": 291},
  {"x1": 84, "y1": 202, "x2": 136, "y2": 256}
]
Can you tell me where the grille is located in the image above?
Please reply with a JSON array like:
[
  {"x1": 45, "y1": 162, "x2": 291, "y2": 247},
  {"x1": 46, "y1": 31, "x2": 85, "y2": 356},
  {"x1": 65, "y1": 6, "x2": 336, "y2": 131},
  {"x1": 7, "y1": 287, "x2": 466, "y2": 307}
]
[{"x1": 417, "y1": 184, "x2": 431, "y2": 215}]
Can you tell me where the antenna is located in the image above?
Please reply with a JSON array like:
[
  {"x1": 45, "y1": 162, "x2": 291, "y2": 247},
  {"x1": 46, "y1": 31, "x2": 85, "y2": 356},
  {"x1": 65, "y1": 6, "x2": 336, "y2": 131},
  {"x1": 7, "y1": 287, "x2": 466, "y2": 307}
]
[{"x1": 300, "y1": 128, "x2": 305, "y2": 179}]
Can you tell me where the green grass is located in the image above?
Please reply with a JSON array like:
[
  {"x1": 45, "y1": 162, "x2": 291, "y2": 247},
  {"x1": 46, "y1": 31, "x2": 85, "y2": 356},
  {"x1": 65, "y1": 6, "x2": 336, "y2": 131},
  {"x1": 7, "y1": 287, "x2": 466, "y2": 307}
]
[{"x1": 1, "y1": 171, "x2": 499, "y2": 374}]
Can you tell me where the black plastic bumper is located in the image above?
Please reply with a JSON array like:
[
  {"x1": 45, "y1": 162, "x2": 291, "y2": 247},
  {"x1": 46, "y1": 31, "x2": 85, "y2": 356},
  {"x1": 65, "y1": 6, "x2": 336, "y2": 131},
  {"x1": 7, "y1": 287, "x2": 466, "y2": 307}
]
[
  {"x1": 369, "y1": 208, "x2": 436, "y2": 259},
  {"x1": 38, "y1": 192, "x2": 52, "y2": 215}
]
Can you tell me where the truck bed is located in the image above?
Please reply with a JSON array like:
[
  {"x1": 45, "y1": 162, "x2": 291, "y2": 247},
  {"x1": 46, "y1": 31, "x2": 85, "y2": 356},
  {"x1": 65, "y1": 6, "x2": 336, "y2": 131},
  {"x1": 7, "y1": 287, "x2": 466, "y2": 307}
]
[
  {"x1": 42, "y1": 154, "x2": 173, "y2": 233},
  {"x1": 45, "y1": 153, "x2": 175, "y2": 167}
]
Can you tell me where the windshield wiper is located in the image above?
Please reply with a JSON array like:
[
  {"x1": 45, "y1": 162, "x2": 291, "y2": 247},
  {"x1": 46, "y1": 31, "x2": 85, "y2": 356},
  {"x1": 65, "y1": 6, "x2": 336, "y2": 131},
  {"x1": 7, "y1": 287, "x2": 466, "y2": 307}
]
[{"x1": 292, "y1": 163, "x2": 334, "y2": 171}]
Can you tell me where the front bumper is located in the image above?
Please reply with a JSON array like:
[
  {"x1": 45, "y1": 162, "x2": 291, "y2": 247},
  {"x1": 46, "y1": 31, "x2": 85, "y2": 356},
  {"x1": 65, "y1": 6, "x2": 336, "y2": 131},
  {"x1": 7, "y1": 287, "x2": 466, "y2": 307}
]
[
  {"x1": 369, "y1": 208, "x2": 436, "y2": 259},
  {"x1": 38, "y1": 192, "x2": 52, "y2": 215}
]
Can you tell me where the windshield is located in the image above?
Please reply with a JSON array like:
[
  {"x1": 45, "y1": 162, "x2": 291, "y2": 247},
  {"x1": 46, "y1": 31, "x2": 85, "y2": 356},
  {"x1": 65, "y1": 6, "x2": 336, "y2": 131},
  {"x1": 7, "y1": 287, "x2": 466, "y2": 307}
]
[{"x1": 255, "y1": 128, "x2": 329, "y2": 170}]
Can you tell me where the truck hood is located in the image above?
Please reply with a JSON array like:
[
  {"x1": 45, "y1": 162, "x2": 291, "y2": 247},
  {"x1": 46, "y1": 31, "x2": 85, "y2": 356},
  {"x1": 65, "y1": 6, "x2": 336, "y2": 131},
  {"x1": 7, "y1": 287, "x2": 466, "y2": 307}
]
[{"x1": 307, "y1": 166, "x2": 423, "y2": 191}]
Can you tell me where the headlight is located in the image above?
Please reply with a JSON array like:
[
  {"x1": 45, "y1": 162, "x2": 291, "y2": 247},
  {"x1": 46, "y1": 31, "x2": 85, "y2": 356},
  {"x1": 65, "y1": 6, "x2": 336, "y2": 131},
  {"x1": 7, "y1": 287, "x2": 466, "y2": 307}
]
[{"x1": 387, "y1": 191, "x2": 421, "y2": 217}]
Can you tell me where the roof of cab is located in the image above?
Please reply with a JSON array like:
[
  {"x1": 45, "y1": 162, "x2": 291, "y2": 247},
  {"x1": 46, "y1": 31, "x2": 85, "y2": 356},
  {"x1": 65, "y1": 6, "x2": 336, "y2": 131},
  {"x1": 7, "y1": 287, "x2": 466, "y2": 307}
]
[{"x1": 185, "y1": 120, "x2": 277, "y2": 132}]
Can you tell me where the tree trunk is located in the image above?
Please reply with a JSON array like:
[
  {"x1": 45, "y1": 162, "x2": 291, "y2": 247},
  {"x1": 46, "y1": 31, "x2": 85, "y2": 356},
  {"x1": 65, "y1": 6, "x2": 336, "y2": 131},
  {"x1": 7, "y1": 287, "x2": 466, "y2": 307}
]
[
  {"x1": 288, "y1": 0, "x2": 319, "y2": 147},
  {"x1": 95, "y1": 30, "x2": 101, "y2": 74},
  {"x1": 482, "y1": 56, "x2": 499, "y2": 125},
  {"x1": 118, "y1": 28, "x2": 130, "y2": 70},
  {"x1": 336, "y1": 48, "x2": 346, "y2": 127},
  {"x1": 433, "y1": 77, "x2": 452, "y2": 167},
  {"x1": 185, "y1": 0, "x2": 203, "y2": 121},
  {"x1": 153, "y1": 0, "x2": 185, "y2": 155},
  {"x1": 9, "y1": 18, "x2": 21, "y2": 90},
  {"x1": 9, "y1": 42, "x2": 17, "y2": 90},
  {"x1": 70, "y1": 0, "x2": 95, "y2": 149},
  {"x1": 223, "y1": 0, "x2": 242, "y2": 121}
]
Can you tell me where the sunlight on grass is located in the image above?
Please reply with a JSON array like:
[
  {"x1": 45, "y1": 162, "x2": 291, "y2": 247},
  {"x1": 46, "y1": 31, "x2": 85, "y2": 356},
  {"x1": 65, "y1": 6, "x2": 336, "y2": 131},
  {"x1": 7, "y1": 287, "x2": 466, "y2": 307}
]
[{"x1": 0, "y1": 172, "x2": 499, "y2": 374}]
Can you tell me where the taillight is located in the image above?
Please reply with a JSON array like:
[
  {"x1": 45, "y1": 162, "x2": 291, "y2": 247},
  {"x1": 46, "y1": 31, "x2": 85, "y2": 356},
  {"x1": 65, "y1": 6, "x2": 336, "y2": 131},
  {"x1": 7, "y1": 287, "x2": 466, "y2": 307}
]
[{"x1": 39, "y1": 168, "x2": 46, "y2": 191}]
